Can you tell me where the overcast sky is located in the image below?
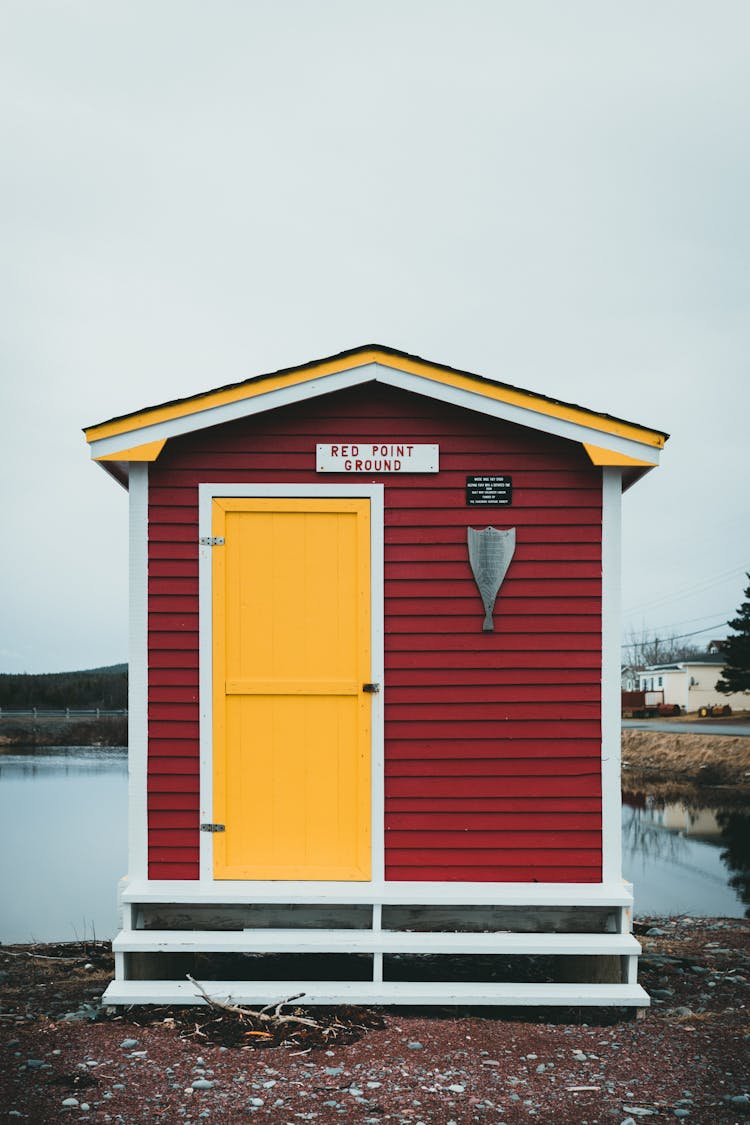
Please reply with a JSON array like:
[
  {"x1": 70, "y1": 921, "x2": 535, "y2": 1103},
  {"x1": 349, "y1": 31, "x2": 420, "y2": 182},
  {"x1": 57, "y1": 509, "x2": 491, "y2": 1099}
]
[{"x1": 1, "y1": 2, "x2": 748, "y2": 674}]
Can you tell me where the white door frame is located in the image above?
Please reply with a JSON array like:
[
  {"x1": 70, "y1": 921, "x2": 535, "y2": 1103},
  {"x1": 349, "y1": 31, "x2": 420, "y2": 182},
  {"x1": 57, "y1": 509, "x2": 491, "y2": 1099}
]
[{"x1": 197, "y1": 482, "x2": 385, "y2": 887}]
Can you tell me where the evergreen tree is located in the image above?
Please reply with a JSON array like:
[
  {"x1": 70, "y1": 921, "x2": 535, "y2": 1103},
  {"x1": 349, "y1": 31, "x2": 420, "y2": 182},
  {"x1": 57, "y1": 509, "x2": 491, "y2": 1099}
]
[{"x1": 716, "y1": 574, "x2": 750, "y2": 695}]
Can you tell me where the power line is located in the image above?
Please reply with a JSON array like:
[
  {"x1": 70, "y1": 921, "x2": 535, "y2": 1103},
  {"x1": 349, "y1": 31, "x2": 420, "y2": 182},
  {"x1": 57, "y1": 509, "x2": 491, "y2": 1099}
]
[
  {"x1": 623, "y1": 565, "x2": 746, "y2": 616},
  {"x1": 624, "y1": 609, "x2": 733, "y2": 633},
  {"x1": 620, "y1": 621, "x2": 729, "y2": 651}
]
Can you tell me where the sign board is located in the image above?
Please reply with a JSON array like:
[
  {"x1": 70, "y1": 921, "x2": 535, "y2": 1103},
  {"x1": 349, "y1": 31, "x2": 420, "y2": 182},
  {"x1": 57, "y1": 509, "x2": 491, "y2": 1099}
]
[
  {"x1": 316, "y1": 443, "x2": 439, "y2": 473},
  {"x1": 466, "y1": 475, "x2": 513, "y2": 506}
]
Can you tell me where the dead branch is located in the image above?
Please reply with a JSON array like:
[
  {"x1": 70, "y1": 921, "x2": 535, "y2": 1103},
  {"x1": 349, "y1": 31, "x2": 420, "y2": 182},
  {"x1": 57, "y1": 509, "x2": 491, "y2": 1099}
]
[
  {"x1": 258, "y1": 992, "x2": 305, "y2": 1017},
  {"x1": 0, "y1": 950, "x2": 83, "y2": 963},
  {"x1": 186, "y1": 975, "x2": 322, "y2": 1030}
]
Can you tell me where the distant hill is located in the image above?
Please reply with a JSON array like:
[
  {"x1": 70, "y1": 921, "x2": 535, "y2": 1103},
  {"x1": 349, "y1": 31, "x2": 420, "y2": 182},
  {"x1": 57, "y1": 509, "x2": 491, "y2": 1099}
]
[{"x1": 0, "y1": 664, "x2": 128, "y2": 709}]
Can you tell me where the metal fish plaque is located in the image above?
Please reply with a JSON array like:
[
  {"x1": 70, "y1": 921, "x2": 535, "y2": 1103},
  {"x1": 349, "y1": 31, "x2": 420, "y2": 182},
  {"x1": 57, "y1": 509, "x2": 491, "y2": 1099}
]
[{"x1": 467, "y1": 527, "x2": 516, "y2": 632}]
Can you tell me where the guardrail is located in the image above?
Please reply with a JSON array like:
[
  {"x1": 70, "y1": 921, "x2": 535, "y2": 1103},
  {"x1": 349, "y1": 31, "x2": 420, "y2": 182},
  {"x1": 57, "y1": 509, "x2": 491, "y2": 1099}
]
[{"x1": 0, "y1": 708, "x2": 128, "y2": 718}]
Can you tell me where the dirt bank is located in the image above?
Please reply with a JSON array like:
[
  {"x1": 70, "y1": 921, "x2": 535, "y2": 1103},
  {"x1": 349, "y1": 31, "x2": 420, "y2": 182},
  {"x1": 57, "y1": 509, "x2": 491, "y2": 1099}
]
[
  {"x1": 1, "y1": 919, "x2": 748, "y2": 1123},
  {"x1": 622, "y1": 729, "x2": 750, "y2": 787},
  {"x1": 0, "y1": 714, "x2": 127, "y2": 748}
]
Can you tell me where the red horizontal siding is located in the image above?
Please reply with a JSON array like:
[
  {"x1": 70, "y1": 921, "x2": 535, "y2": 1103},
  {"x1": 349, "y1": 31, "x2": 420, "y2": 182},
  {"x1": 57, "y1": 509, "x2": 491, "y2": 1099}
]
[
  {"x1": 386, "y1": 684, "x2": 601, "y2": 701},
  {"x1": 388, "y1": 866, "x2": 600, "y2": 882},
  {"x1": 385, "y1": 524, "x2": 601, "y2": 544},
  {"x1": 387, "y1": 739, "x2": 600, "y2": 760},
  {"x1": 149, "y1": 811, "x2": 198, "y2": 829},
  {"x1": 388, "y1": 796, "x2": 601, "y2": 812},
  {"x1": 387, "y1": 848, "x2": 599, "y2": 867},
  {"x1": 149, "y1": 649, "x2": 199, "y2": 668},
  {"x1": 145, "y1": 381, "x2": 603, "y2": 881},
  {"x1": 389, "y1": 776, "x2": 601, "y2": 798},
  {"x1": 148, "y1": 791, "x2": 199, "y2": 810},
  {"x1": 385, "y1": 720, "x2": 601, "y2": 739},
  {"x1": 150, "y1": 668, "x2": 200, "y2": 687},
  {"x1": 386, "y1": 649, "x2": 599, "y2": 669},
  {"x1": 384, "y1": 633, "x2": 601, "y2": 652},
  {"x1": 385, "y1": 758, "x2": 601, "y2": 778},
  {"x1": 386, "y1": 811, "x2": 601, "y2": 830},
  {"x1": 149, "y1": 861, "x2": 200, "y2": 879}
]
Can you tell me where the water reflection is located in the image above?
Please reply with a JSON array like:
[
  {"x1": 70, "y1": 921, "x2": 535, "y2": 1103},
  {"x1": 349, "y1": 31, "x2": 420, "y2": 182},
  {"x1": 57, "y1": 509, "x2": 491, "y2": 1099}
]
[
  {"x1": 716, "y1": 808, "x2": 750, "y2": 910},
  {"x1": 0, "y1": 747, "x2": 128, "y2": 944},
  {"x1": 0, "y1": 746, "x2": 127, "y2": 780},
  {"x1": 623, "y1": 789, "x2": 750, "y2": 919}
]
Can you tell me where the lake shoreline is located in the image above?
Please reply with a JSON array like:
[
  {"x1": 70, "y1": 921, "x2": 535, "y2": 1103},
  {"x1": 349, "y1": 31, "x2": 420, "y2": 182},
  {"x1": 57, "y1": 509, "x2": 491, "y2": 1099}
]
[
  {"x1": 621, "y1": 728, "x2": 750, "y2": 789},
  {"x1": 0, "y1": 713, "x2": 127, "y2": 747}
]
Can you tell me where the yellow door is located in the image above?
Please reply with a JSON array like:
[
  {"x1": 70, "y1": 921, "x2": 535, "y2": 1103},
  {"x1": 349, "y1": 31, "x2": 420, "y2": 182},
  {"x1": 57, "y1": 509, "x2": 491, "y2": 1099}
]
[{"x1": 212, "y1": 497, "x2": 372, "y2": 880}]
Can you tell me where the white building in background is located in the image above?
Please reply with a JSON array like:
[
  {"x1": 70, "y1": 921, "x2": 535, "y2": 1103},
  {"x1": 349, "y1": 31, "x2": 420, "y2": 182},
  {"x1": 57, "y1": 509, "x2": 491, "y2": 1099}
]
[{"x1": 639, "y1": 655, "x2": 748, "y2": 713}]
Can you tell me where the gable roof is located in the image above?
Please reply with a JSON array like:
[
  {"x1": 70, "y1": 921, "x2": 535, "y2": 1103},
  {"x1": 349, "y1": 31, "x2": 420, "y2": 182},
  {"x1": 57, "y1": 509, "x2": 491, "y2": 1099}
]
[{"x1": 84, "y1": 344, "x2": 668, "y2": 486}]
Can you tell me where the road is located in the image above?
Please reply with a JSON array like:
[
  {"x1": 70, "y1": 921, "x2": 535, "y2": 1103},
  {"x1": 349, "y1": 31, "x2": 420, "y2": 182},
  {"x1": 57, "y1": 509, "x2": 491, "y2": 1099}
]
[{"x1": 622, "y1": 719, "x2": 750, "y2": 737}]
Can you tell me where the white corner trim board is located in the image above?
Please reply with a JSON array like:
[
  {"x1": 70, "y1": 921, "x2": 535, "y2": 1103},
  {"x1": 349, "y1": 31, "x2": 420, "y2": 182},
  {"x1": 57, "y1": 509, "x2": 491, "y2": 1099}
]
[
  {"x1": 127, "y1": 463, "x2": 149, "y2": 882},
  {"x1": 600, "y1": 468, "x2": 623, "y2": 885}
]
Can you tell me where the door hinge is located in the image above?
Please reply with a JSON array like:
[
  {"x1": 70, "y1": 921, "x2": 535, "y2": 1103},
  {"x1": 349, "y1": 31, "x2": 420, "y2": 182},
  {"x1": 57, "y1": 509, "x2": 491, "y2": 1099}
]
[
  {"x1": 362, "y1": 682, "x2": 381, "y2": 693},
  {"x1": 200, "y1": 823, "x2": 226, "y2": 832},
  {"x1": 199, "y1": 536, "x2": 225, "y2": 546}
]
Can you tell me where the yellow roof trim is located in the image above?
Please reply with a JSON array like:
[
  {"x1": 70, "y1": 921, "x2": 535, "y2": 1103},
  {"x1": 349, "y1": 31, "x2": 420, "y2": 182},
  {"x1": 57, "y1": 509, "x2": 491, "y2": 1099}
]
[
  {"x1": 583, "y1": 443, "x2": 658, "y2": 468},
  {"x1": 84, "y1": 348, "x2": 667, "y2": 451},
  {"x1": 94, "y1": 439, "x2": 167, "y2": 462}
]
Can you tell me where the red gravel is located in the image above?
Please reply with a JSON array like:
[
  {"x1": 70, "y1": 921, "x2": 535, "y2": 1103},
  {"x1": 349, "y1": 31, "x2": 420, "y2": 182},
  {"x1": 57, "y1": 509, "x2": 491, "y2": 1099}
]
[{"x1": 1, "y1": 917, "x2": 748, "y2": 1124}]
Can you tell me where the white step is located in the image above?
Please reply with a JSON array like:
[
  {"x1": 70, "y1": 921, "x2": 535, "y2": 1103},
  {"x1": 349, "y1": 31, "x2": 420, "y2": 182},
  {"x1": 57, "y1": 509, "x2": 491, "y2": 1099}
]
[
  {"x1": 114, "y1": 928, "x2": 640, "y2": 957},
  {"x1": 102, "y1": 978, "x2": 650, "y2": 1008}
]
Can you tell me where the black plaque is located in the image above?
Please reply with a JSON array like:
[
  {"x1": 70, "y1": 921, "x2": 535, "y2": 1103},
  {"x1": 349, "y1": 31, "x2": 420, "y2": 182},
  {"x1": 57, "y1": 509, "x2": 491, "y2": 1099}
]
[{"x1": 466, "y1": 475, "x2": 513, "y2": 506}]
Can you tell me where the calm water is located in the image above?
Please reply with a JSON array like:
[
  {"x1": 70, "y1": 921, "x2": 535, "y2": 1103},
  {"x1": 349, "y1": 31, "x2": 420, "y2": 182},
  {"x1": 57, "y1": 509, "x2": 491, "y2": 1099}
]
[
  {"x1": 0, "y1": 748, "x2": 128, "y2": 944},
  {"x1": 0, "y1": 749, "x2": 747, "y2": 943}
]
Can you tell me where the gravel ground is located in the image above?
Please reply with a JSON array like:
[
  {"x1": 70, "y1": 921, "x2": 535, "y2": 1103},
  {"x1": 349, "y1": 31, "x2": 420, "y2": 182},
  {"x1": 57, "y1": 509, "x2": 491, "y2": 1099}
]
[{"x1": 1, "y1": 917, "x2": 749, "y2": 1124}]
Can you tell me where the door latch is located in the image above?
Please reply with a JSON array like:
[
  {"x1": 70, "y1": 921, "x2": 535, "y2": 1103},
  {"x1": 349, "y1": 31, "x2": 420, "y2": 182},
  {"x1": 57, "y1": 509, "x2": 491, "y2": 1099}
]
[
  {"x1": 362, "y1": 683, "x2": 381, "y2": 693},
  {"x1": 200, "y1": 823, "x2": 226, "y2": 832}
]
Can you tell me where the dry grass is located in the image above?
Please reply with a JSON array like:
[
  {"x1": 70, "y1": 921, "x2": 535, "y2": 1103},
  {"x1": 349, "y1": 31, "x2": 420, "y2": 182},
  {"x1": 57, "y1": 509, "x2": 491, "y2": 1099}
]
[{"x1": 621, "y1": 729, "x2": 750, "y2": 786}]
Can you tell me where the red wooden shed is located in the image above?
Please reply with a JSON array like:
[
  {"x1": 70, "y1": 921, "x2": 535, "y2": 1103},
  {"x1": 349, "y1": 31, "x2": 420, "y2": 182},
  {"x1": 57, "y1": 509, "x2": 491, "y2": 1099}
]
[{"x1": 85, "y1": 345, "x2": 667, "y2": 1007}]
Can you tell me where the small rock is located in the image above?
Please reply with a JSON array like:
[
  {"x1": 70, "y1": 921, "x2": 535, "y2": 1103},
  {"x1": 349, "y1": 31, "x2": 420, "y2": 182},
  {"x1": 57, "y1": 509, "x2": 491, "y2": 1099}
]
[
  {"x1": 119, "y1": 1038, "x2": 139, "y2": 1049},
  {"x1": 447, "y1": 1084, "x2": 465, "y2": 1093},
  {"x1": 407, "y1": 1041, "x2": 423, "y2": 1050},
  {"x1": 192, "y1": 1079, "x2": 215, "y2": 1090},
  {"x1": 646, "y1": 927, "x2": 667, "y2": 936},
  {"x1": 673, "y1": 1111, "x2": 690, "y2": 1119},
  {"x1": 248, "y1": 1097, "x2": 264, "y2": 1107},
  {"x1": 62, "y1": 1098, "x2": 80, "y2": 1108}
]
